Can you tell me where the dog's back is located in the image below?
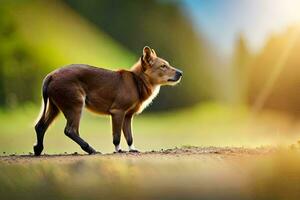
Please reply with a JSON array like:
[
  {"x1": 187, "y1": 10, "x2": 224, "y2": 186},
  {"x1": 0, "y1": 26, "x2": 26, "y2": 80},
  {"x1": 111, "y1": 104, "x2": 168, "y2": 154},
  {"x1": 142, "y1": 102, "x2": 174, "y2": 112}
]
[{"x1": 47, "y1": 64, "x2": 130, "y2": 114}]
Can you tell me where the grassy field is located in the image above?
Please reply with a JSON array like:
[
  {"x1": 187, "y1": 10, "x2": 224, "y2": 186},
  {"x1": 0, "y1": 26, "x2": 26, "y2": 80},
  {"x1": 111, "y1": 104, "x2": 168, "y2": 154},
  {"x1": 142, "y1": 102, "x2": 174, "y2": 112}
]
[
  {"x1": 0, "y1": 102, "x2": 299, "y2": 155},
  {"x1": 1, "y1": 101, "x2": 300, "y2": 200}
]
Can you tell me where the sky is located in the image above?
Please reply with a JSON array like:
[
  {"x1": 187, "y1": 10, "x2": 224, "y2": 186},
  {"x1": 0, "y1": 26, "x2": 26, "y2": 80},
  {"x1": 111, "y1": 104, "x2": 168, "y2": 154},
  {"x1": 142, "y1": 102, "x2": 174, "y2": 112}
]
[{"x1": 182, "y1": 0, "x2": 300, "y2": 55}]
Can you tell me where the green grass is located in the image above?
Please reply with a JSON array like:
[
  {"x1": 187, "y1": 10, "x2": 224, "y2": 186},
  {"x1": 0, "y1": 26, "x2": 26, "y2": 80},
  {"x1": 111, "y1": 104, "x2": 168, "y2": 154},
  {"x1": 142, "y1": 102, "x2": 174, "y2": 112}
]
[{"x1": 0, "y1": 102, "x2": 299, "y2": 155}]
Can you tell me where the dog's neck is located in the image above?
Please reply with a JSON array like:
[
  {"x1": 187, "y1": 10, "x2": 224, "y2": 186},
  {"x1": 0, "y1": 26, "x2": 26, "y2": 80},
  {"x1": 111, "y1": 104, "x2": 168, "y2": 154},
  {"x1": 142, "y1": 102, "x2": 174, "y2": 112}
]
[{"x1": 130, "y1": 59, "x2": 159, "y2": 103}]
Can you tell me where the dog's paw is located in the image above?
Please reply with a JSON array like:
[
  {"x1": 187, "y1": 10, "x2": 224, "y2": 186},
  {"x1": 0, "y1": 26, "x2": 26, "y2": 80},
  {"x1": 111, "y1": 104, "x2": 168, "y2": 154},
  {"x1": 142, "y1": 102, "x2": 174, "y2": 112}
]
[
  {"x1": 82, "y1": 144, "x2": 97, "y2": 155},
  {"x1": 129, "y1": 149, "x2": 140, "y2": 153},
  {"x1": 88, "y1": 150, "x2": 98, "y2": 155},
  {"x1": 114, "y1": 149, "x2": 127, "y2": 153},
  {"x1": 33, "y1": 144, "x2": 43, "y2": 156}
]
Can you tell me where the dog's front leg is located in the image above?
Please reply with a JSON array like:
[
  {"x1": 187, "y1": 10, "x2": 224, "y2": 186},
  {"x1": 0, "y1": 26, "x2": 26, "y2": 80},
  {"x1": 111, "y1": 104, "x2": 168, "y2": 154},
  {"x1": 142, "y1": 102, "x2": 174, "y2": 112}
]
[
  {"x1": 111, "y1": 111, "x2": 125, "y2": 153},
  {"x1": 122, "y1": 114, "x2": 139, "y2": 153}
]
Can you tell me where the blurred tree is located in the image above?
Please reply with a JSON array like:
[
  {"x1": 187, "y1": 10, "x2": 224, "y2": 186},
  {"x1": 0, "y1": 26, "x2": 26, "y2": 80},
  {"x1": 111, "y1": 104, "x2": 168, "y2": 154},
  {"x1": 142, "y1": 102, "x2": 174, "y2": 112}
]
[
  {"x1": 232, "y1": 33, "x2": 252, "y2": 104},
  {"x1": 64, "y1": 0, "x2": 215, "y2": 111},
  {"x1": 247, "y1": 27, "x2": 300, "y2": 116},
  {"x1": 0, "y1": 5, "x2": 45, "y2": 108}
]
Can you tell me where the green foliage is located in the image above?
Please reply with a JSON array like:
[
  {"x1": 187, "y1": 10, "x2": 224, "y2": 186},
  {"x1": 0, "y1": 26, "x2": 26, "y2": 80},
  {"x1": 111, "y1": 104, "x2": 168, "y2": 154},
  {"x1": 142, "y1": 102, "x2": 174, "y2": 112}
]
[{"x1": 0, "y1": 5, "x2": 44, "y2": 107}]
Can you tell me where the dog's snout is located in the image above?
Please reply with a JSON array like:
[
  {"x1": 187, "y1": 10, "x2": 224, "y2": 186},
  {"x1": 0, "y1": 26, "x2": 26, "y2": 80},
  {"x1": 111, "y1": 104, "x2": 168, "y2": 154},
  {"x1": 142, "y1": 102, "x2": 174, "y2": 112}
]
[
  {"x1": 167, "y1": 68, "x2": 183, "y2": 83},
  {"x1": 176, "y1": 70, "x2": 183, "y2": 77}
]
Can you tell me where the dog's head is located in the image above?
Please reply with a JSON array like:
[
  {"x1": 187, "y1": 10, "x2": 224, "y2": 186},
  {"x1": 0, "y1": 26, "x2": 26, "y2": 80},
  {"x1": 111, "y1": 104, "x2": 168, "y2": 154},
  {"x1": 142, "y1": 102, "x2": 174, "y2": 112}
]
[{"x1": 141, "y1": 46, "x2": 183, "y2": 85}]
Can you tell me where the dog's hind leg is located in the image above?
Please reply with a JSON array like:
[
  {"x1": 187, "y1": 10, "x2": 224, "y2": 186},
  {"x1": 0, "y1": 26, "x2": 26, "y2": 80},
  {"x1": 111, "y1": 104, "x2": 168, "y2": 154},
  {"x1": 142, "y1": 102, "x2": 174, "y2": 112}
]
[
  {"x1": 34, "y1": 100, "x2": 59, "y2": 156},
  {"x1": 63, "y1": 107, "x2": 97, "y2": 154}
]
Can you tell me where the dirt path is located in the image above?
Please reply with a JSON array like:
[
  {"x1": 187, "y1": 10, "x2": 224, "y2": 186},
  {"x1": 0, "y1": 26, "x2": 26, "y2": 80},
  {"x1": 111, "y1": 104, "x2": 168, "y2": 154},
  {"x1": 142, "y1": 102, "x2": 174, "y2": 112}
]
[
  {"x1": 0, "y1": 146, "x2": 276, "y2": 164},
  {"x1": 0, "y1": 146, "x2": 299, "y2": 200}
]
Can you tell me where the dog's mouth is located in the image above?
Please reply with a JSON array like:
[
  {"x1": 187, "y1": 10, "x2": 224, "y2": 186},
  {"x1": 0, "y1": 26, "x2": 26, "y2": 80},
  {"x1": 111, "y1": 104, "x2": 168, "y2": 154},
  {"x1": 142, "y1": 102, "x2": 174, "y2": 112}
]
[
  {"x1": 167, "y1": 76, "x2": 182, "y2": 86},
  {"x1": 168, "y1": 70, "x2": 183, "y2": 82},
  {"x1": 168, "y1": 77, "x2": 180, "y2": 82}
]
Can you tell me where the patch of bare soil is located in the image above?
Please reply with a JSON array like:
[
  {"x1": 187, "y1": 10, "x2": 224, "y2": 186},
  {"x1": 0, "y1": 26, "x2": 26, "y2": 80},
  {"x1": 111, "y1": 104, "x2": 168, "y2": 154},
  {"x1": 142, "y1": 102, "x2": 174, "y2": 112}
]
[{"x1": 0, "y1": 146, "x2": 276, "y2": 164}]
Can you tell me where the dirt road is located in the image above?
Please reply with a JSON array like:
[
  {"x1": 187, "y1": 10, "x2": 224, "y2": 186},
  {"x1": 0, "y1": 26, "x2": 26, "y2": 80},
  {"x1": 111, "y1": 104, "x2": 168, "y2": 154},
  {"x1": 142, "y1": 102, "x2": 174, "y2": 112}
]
[
  {"x1": 0, "y1": 146, "x2": 299, "y2": 200},
  {"x1": 0, "y1": 146, "x2": 274, "y2": 164}
]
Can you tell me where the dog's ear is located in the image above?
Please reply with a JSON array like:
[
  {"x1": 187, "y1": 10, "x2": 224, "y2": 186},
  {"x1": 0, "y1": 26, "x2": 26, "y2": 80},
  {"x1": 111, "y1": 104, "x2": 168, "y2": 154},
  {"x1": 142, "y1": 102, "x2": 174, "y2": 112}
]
[
  {"x1": 151, "y1": 49, "x2": 157, "y2": 57},
  {"x1": 142, "y1": 46, "x2": 154, "y2": 65}
]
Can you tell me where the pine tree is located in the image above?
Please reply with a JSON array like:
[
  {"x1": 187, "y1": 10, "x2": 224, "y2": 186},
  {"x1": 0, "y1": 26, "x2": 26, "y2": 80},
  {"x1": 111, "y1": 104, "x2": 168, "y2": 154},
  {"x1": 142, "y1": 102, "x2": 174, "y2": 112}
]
[{"x1": 232, "y1": 33, "x2": 252, "y2": 104}]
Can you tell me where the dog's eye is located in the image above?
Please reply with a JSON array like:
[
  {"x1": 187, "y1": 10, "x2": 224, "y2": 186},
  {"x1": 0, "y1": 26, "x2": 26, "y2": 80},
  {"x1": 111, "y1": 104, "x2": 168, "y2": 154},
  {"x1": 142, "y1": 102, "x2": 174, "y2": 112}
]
[{"x1": 160, "y1": 65, "x2": 167, "y2": 69}]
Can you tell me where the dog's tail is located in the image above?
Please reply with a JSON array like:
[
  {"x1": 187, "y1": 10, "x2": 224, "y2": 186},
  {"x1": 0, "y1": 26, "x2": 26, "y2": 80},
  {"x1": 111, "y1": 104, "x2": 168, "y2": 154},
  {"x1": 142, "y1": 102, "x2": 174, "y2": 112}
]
[{"x1": 36, "y1": 75, "x2": 52, "y2": 123}]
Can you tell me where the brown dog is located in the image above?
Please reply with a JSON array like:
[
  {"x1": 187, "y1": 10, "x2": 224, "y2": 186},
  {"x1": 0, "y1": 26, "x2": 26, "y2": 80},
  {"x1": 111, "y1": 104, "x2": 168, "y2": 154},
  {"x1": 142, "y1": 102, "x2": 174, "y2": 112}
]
[{"x1": 34, "y1": 46, "x2": 182, "y2": 155}]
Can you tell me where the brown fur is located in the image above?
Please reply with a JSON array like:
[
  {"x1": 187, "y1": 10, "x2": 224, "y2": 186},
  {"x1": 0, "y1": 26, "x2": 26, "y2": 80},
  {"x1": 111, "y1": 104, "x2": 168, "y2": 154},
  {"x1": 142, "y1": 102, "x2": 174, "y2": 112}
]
[{"x1": 34, "y1": 46, "x2": 182, "y2": 155}]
